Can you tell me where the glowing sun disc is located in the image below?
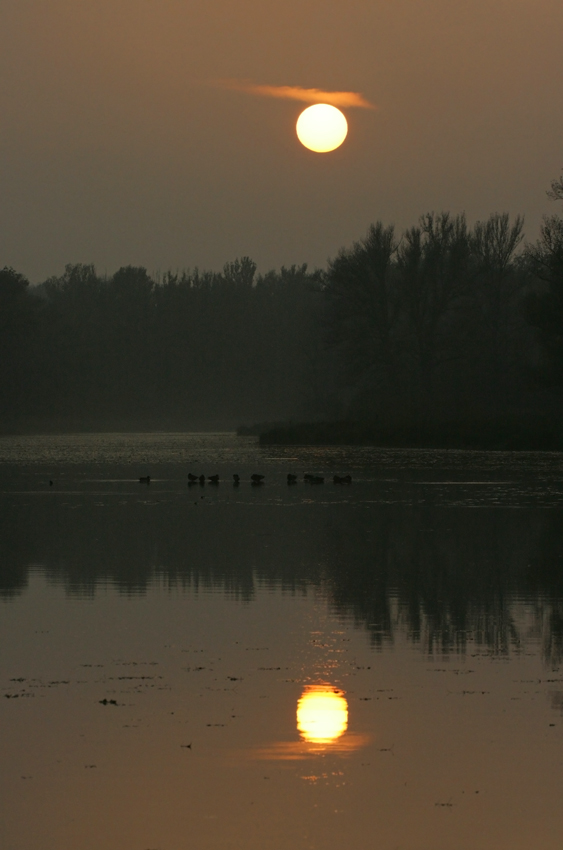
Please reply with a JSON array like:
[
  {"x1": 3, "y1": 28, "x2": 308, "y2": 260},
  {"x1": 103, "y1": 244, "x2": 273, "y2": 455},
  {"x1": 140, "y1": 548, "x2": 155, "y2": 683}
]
[{"x1": 296, "y1": 103, "x2": 348, "y2": 153}]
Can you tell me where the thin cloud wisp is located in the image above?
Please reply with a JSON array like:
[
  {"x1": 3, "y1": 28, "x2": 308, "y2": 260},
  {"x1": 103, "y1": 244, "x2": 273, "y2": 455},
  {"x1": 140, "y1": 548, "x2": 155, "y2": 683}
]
[{"x1": 216, "y1": 80, "x2": 375, "y2": 109}]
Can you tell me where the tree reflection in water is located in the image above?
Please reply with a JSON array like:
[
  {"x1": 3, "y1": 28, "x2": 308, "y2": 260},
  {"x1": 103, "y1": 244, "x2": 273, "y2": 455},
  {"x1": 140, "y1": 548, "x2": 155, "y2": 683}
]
[{"x1": 2, "y1": 495, "x2": 563, "y2": 663}]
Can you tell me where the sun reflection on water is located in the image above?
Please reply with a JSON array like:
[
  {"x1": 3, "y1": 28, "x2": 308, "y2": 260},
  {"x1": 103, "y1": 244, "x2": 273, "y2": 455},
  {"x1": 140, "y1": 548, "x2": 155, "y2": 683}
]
[
  {"x1": 249, "y1": 680, "x2": 369, "y2": 762},
  {"x1": 297, "y1": 684, "x2": 348, "y2": 744}
]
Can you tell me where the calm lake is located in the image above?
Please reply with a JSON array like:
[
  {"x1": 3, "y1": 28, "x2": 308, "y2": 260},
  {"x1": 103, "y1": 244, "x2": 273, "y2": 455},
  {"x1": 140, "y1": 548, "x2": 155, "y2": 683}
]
[{"x1": 2, "y1": 432, "x2": 563, "y2": 850}]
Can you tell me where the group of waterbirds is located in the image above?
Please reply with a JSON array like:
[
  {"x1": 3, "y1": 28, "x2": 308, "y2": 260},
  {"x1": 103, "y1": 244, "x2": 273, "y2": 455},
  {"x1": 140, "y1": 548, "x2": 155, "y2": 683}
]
[{"x1": 139, "y1": 473, "x2": 352, "y2": 485}]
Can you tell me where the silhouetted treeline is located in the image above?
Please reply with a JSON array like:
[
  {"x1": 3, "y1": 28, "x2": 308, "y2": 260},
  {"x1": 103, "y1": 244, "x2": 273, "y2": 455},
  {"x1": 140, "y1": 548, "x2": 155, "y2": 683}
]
[
  {"x1": 2, "y1": 207, "x2": 563, "y2": 433},
  {"x1": 323, "y1": 211, "x2": 561, "y2": 425},
  {"x1": 0, "y1": 259, "x2": 335, "y2": 430}
]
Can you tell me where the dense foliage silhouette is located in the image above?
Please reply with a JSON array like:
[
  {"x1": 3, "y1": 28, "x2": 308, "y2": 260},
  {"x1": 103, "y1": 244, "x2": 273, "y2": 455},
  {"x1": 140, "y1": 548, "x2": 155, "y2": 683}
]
[
  {"x1": 1, "y1": 205, "x2": 563, "y2": 435},
  {"x1": 0, "y1": 261, "x2": 333, "y2": 430}
]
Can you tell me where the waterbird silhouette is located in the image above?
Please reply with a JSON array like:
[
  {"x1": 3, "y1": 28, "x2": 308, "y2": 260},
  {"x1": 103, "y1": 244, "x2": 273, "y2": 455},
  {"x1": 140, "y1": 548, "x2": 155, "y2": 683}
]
[
  {"x1": 287, "y1": 474, "x2": 298, "y2": 484},
  {"x1": 188, "y1": 473, "x2": 198, "y2": 482},
  {"x1": 233, "y1": 474, "x2": 240, "y2": 485},
  {"x1": 208, "y1": 474, "x2": 220, "y2": 484},
  {"x1": 333, "y1": 474, "x2": 352, "y2": 484},
  {"x1": 199, "y1": 475, "x2": 205, "y2": 485},
  {"x1": 139, "y1": 476, "x2": 150, "y2": 484},
  {"x1": 251, "y1": 474, "x2": 265, "y2": 483}
]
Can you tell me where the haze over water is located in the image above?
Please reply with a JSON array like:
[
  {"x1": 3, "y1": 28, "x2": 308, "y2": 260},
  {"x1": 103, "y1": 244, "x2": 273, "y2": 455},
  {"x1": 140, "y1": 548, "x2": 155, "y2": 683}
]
[{"x1": 2, "y1": 433, "x2": 563, "y2": 850}]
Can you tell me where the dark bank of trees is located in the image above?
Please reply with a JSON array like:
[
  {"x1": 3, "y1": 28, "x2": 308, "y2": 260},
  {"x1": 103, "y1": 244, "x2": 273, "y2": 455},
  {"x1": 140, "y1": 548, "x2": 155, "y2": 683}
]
[
  {"x1": 1, "y1": 189, "x2": 563, "y2": 439},
  {"x1": 267, "y1": 203, "x2": 563, "y2": 446},
  {"x1": 0, "y1": 259, "x2": 335, "y2": 431},
  {"x1": 324, "y1": 211, "x2": 530, "y2": 422},
  {"x1": 317, "y1": 182, "x2": 563, "y2": 437}
]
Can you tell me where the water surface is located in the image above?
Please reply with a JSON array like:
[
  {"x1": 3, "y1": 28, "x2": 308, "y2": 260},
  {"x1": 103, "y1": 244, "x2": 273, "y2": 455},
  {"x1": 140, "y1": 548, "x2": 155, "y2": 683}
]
[{"x1": 1, "y1": 433, "x2": 563, "y2": 850}]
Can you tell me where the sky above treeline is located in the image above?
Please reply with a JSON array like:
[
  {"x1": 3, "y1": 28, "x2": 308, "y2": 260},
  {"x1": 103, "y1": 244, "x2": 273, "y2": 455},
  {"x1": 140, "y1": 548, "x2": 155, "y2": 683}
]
[{"x1": 1, "y1": 0, "x2": 562, "y2": 282}]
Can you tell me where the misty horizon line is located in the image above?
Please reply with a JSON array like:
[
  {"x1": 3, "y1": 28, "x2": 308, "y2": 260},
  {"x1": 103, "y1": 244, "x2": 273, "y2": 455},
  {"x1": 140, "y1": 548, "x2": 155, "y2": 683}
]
[{"x1": 11, "y1": 207, "x2": 540, "y2": 287}]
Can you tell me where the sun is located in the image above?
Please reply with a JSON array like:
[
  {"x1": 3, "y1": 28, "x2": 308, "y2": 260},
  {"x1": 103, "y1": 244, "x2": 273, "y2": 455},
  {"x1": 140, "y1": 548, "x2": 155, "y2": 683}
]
[{"x1": 296, "y1": 103, "x2": 348, "y2": 153}]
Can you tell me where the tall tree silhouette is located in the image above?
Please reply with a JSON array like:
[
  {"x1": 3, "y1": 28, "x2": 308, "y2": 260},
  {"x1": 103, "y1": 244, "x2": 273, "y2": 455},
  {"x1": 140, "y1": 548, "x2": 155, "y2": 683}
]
[
  {"x1": 469, "y1": 213, "x2": 525, "y2": 410},
  {"x1": 547, "y1": 171, "x2": 563, "y2": 202},
  {"x1": 396, "y1": 212, "x2": 471, "y2": 417},
  {"x1": 525, "y1": 215, "x2": 563, "y2": 388},
  {"x1": 324, "y1": 223, "x2": 400, "y2": 415},
  {"x1": 0, "y1": 267, "x2": 41, "y2": 414}
]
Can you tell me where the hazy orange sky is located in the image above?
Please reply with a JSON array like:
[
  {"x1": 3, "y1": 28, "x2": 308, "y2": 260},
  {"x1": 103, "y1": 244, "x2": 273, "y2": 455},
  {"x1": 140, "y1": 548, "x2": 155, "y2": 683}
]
[{"x1": 1, "y1": 0, "x2": 562, "y2": 281}]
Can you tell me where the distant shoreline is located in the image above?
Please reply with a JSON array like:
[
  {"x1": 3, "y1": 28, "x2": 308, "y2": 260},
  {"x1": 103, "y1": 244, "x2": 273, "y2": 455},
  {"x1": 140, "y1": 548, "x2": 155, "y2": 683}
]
[
  {"x1": 254, "y1": 418, "x2": 563, "y2": 452},
  {"x1": 2, "y1": 417, "x2": 562, "y2": 452},
  {"x1": 0, "y1": 418, "x2": 239, "y2": 437}
]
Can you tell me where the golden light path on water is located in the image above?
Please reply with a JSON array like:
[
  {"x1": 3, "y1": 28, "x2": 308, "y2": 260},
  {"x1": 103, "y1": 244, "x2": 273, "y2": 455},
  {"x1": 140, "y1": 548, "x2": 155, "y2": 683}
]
[
  {"x1": 249, "y1": 681, "x2": 369, "y2": 761},
  {"x1": 297, "y1": 684, "x2": 348, "y2": 744}
]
